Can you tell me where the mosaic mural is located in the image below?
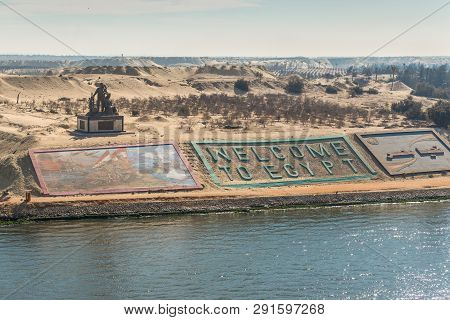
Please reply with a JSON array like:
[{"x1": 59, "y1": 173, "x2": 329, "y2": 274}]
[
  {"x1": 191, "y1": 136, "x2": 376, "y2": 188},
  {"x1": 356, "y1": 129, "x2": 450, "y2": 176},
  {"x1": 29, "y1": 144, "x2": 201, "y2": 195}
]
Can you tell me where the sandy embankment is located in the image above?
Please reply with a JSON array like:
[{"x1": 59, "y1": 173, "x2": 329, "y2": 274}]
[{"x1": 1, "y1": 177, "x2": 449, "y2": 221}]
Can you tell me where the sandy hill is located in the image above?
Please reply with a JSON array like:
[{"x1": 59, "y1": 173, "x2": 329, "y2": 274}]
[
  {"x1": 194, "y1": 64, "x2": 275, "y2": 78},
  {"x1": 0, "y1": 130, "x2": 38, "y2": 194},
  {"x1": 0, "y1": 64, "x2": 284, "y2": 102},
  {"x1": 0, "y1": 75, "x2": 93, "y2": 101},
  {"x1": 71, "y1": 57, "x2": 160, "y2": 68},
  {"x1": 61, "y1": 65, "x2": 167, "y2": 77}
]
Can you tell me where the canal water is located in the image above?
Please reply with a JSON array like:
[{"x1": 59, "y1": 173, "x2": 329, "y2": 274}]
[{"x1": 0, "y1": 201, "x2": 448, "y2": 299}]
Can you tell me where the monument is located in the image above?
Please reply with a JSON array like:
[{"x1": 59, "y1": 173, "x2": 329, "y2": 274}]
[{"x1": 76, "y1": 83, "x2": 124, "y2": 133}]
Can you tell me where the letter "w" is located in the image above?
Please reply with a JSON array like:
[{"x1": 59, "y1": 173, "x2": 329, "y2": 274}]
[{"x1": 206, "y1": 147, "x2": 231, "y2": 162}]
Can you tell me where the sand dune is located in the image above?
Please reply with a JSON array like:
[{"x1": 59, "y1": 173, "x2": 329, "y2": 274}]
[{"x1": 0, "y1": 65, "x2": 283, "y2": 102}]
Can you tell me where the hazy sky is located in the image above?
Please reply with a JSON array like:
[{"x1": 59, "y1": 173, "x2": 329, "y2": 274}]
[{"x1": 0, "y1": 0, "x2": 449, "y2": 56}]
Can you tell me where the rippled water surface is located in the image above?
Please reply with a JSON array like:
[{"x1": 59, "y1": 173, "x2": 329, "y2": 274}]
[{"x1": 0, "y1": 202, "x2": 449, "y2": 299}]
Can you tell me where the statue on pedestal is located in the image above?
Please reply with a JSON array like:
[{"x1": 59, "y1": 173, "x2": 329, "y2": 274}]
[
  {"x1": 77, "y1": 83, "x2": 124, "y2": 133},
  {"x1": 88, "y1": 83, "x2": 118, "y2": 116}
]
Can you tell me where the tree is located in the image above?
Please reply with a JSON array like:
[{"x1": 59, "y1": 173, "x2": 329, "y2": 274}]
[
  {"x1": 285, "y1": 75, "x2": 304, "y2": 94},
  {"x1": 428, "y1": 101, "x2": 450, "y2": 128},
  {"x1": 350, "y1": 86, "x2": 363, "y2": 96},
  {"x1": 363, "y1": 66, "x2": 372, "y2": 77},
  {"x1": 413, "y1": 82, "x2": 435, "y2": 97},
  {"x1": 325, "y1": 86, "x2": 338, "y2": 94},
  {"x1": 234, "y1": 79, "x2": 249, "y2": 92},
  {"x1": 391, "y1": 96, "x2": 425, "y2": 120},
  {"x1": 286, "y1": 75, "x2": 305, "y2": 94}
]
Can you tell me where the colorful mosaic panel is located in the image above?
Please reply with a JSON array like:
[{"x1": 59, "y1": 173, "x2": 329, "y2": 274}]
[{"x1": 29, "y1": 143, "x2": 201, "y2": 195}]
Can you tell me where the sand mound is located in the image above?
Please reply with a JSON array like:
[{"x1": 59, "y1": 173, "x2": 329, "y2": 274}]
[
  {"x1": 390, "y1": 81, "x2": 413, "y2": 91},
  {"x1": 62, "y1": 65, "x2": 166, "y2": 77},
  {"x1": 0, "y1": 156, "x2": 22, "y2": 192},
  {"x1": 195, "y1": 65, "x2": 273, "y2": 78},
  {"x1": 333, "y1": 81, "x2": 349, "y2": 90},
  {"x1": 0, "y1": 131, "x2": 39, "y2": 195},
  {"x1": 154, "y1": 115, "x2": 168, "y2": 122},
  {"x1": 0, "y1": 75, "x2": 92, "y2": 101},
  {"x1": 64, "y1": 66, "x2": 142, "y2": 76}
]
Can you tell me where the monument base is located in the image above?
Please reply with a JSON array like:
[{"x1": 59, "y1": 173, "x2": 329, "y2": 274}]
[{"x1": 77, "y1": 115, "x2": 124, "y2": 133}]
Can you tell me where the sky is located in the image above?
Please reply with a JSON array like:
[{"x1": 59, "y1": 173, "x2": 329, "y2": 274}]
[{"x1": 0, "y1": 0, "x2": 449, "y2": 57}]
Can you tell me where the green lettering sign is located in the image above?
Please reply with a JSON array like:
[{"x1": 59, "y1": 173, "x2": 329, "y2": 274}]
[
  {"x1": 306, "y1": 143, "x2": 331, "y2": 158},
  {"x1": 342, "y1": 158, "x2": 358, "y2": 173},
  {"x1": 289, "y1": 146, "x2": 304, "y2": 159},
  {"x1": 251, "y1": 146, "x2": 269, "y2": 162},
  {"x1": 298, "y1": 161, "x2": 315, "y2": 176},
  {"x1": 263, "y1": 164, "x2": 283, "y2": 179},
  {"x1": 237, "y1": 166, "x2": 252, "y2": 180},
  {"x1": 283, "y1": 163, "x2": 299, "y2": 178},
  {"x1": 218, "y1": 165, "x2": 233, "y2": 180},
  {"x1": 206, "y1": 147, "x2": 231, "y2": 163},
  {"x1": 270, "y1": 146, "x2": 285, "y2": 160},
  {"x1": 191, "y1": 135, "x2": 377, "y2": 188},
  {"x1": 321, "y1": 160, "x2": 334, "y2": 175},
  {"x1": 330, "y1": 141, "x2": 348, "y2": 156},
  {"x1": 232, "y1": 146, "x2": 249, "y2": 162}
]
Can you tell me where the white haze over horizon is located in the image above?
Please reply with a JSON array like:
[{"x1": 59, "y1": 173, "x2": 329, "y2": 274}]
[{"x1": 0, "y1": 0, "x2": 449, "y2": 57}]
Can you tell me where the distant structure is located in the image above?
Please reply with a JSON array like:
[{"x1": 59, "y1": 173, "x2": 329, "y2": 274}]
[{"x1": 77, "y1": 83, "x2": 124, "y2": 133}]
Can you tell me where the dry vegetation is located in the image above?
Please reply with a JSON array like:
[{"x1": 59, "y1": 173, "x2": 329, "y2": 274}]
[
  {"x1": 5, "y1": 93, "x2": 420, "y2": 132},
  {"x1": 118, "y1": 94, "x2": 373, "y2": 129}
]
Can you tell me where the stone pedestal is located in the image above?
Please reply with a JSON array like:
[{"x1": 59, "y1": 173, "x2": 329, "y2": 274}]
[{"x1": 77, "y1": 115, "x2": 124, "y2": 133}]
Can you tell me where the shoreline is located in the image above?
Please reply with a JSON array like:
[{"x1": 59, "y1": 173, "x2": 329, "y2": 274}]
[{"x1": 1, "y1": 187, "x2": 449, "y2": 222}]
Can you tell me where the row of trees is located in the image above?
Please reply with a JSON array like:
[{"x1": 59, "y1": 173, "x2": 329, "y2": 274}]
[
  {"x1": 233, "y1": 76, "x2": 304, "y2": 95},
  {"x1": 391, "y1": 96, "x2": 449, "y2": 127},
  {"x1": 346, "y1": 63, "x2": 450, "y2": 99},
  {"x1": 111, "y1": 93, "x2": 370, "y2": 127},
  {"x1": 397, "y1": 64, "x2": 449, "y2": 99}
]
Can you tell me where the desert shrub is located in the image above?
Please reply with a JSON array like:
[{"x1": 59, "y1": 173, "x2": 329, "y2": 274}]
[
  {"x1": 177, "y1": 105, "x2": 190, "y2": 117},
  {"x1": 350, "y1": 86, "x2": 363, "y2": 96},
  {"x1": 234, "y1": 79, "x2": 249, "y2": 92},
  {"x1": 413, "y1": 82, "x2": 435, "y2": 97},
  {"x1": 368, "y1": 88, "x2": 379, "y2": 94},
  {"x1": 428, "y1": 101, "x2": 450, "y2": 128},
  {"x1": 325, "y1": 86, "x2": 338, "y2": 94},
  {"x1": 223, "y1": 117, "x2": 242, "y2": 129},
  {"x1": 285, "y1": 76, "x2": 304, "y2": 94},
  {"x1": 353, "y1": 78, "x2": 369, "y2": 86},
  {"x1": 58, "y1": 123, "x2": 70, "y2": 129},
  {"x1": 64, "y1": 106, "x2": 73, "y2": 115},
  {"x1": 391, "y1": 97, "x2": 425, "y2": 120},
  {"x1": 255, "y1": 71, "x2": 263, "y2": 79},
  {"x1": 433, "y1": 87, "x2": 450, "y2": 99}
]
